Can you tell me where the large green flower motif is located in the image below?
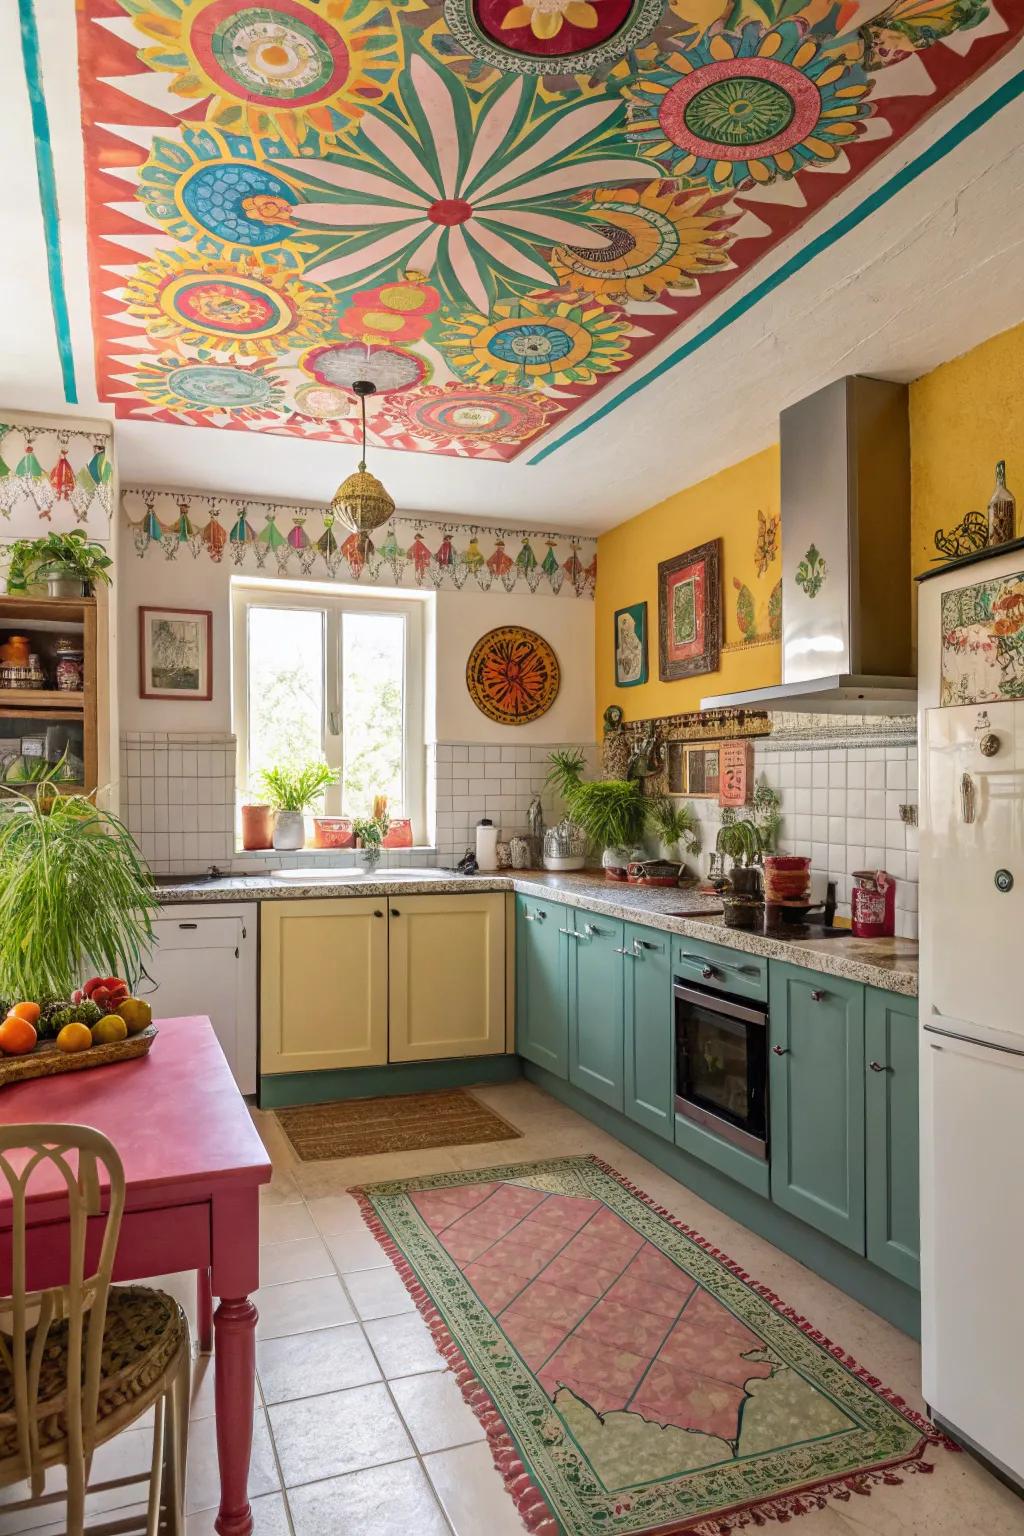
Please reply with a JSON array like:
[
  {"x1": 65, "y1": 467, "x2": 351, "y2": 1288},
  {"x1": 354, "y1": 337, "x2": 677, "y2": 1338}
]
[
  {"x1": 278, "y1": 47, "x2": 648, "y2": 311},
  {"x1": 622, "y1": 19, "x2": 872, "y2": 190}
]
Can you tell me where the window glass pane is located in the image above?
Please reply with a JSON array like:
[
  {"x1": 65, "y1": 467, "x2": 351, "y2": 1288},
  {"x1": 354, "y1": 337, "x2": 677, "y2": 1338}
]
[
  {"x1": 342, "y1": 612, "x2": 404, "y2": 816},
  {"x1": 247, "y1": 607, "x2": 324, "y2": 788}
]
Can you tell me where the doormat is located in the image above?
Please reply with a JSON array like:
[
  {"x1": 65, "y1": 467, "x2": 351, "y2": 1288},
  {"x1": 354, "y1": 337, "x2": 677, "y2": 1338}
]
[
  {"x1": 352, "y1": 1155, "x2": 950, "y2": 1535},
  {"x1": 276, "y1": 1090, "x2": 522, "y2": 1160}
]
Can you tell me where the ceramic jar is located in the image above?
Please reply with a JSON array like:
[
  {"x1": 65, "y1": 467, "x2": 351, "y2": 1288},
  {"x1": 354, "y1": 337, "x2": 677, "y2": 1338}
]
[
  {"x1": 241, "y1": 804, "x2": 274, "y2": 850},
  {"x1": 272, "y1": 810, "x2": 305, "y2": 850},
  {"x1": 495, "y1": 840, "x2": 512, "y2": 869},
  {"x1": 55, "y1": 638, "x2": 84, "y2": 692},
  {"x1": 509, "y1": 835, "x2": 531, "y2": 870}
]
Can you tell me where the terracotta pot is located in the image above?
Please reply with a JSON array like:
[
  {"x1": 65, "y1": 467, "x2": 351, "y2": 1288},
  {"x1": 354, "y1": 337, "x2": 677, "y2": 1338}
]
[
  {"x1": 241, "y1": 804, "x2": 274, "y2": 851},
  {"x1": 312, "y1": 816, "x2": 354, "y2": 849}
]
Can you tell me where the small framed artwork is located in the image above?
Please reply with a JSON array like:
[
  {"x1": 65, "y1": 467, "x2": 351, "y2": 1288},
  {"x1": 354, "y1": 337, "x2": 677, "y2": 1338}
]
[
  {"x1": 667, "y1": 741, "x2": 720, "y2": 797},
  {"x1": 614, "y1": 602, "x2": 648, "y2": 687},
  {"x1": 139, "y1": 607, "x2": 213, "y2": 701},
  {"x1": 718, "y1": 740, "x2": 753, "y2": 807},
  {"x1": 658, "y1": 539, "x2": 722, "y2": 681}
]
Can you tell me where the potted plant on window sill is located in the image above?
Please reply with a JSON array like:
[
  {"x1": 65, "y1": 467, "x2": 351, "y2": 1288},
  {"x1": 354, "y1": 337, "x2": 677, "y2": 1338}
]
[
  {"x1": 3, "y1": 530, "x2": 113, "y2": 598},
  {"x1": 257, "y1": 762, "x2": 339, "y2": 851}
]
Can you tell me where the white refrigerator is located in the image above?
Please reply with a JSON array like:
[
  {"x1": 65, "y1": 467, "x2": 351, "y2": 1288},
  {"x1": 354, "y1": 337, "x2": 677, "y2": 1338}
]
[{"x1": 918, "y1": 544, "x2": 1024, "y2": 1486}]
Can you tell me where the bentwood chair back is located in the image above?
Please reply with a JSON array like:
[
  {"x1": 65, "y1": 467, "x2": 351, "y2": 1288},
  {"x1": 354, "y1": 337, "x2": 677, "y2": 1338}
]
[{"x1": 0, "y1": 1123, "x2": 190, "y2": 1535}]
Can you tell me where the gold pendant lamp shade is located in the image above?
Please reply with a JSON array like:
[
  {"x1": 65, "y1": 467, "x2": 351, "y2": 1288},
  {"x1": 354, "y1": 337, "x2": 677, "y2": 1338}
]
[{"x1": 329, "y1": 380, "x2": 395, "y2": 536}]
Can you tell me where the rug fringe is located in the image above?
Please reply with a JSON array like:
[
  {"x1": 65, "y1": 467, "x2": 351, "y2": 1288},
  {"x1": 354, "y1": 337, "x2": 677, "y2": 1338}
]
[{"x1": 349, "y1": 1158, "x2": 955, "y2": 1536}]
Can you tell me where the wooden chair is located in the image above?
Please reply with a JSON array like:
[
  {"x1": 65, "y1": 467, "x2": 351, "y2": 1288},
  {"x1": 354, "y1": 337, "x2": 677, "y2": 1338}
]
[{"x1": 0, "y1": 1124, "x2": 191, "y2": 1534}]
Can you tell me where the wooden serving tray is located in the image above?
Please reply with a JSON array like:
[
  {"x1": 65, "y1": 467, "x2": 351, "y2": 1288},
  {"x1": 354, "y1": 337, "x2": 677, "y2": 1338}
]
[{"x1": 0, "y1": 1025, "x2": 158, "y2": 1088}]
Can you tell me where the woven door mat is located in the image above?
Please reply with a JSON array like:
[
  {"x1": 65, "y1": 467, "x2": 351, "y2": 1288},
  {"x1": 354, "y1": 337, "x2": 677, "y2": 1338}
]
[{"x1": 276, "y1": 1089, "x2": 522, "y2": 1160}]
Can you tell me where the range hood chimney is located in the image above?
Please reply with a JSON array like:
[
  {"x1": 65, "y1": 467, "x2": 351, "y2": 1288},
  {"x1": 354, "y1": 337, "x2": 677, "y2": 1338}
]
[{"x1": 702, "y1": 375, "x2": 917, "y2": 715}]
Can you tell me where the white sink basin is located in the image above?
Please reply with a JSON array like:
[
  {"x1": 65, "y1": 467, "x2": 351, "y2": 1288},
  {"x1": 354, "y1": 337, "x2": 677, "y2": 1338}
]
[{"x1": 268, "y1": 867, "x2": 444, "y2": 882}]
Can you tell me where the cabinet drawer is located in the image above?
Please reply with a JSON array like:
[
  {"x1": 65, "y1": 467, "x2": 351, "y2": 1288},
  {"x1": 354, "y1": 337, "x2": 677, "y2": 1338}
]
[
  {"x1": 153, "y1": 915, "x2": 244, "y2": 951},
  {"x1": 672, "y1": 937, "x2": 767, "y2": 1001}
]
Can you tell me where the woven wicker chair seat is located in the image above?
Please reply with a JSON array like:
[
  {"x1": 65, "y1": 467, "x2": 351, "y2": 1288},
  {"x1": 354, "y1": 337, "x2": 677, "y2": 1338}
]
[{"x1": 0, "y1": 1286, "x2": 187, "y2": 1477}]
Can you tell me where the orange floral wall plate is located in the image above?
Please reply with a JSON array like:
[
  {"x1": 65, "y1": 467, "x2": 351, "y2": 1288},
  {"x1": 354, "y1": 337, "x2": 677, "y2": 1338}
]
[{"x1": 466, "y1": 626, "x2": 560, "y2": 725}]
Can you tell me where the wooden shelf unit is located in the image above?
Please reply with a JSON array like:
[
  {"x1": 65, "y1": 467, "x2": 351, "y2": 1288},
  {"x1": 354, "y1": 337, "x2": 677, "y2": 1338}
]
[{"x1": 0, "y1": 594, "x2": 98, "y2": 797}]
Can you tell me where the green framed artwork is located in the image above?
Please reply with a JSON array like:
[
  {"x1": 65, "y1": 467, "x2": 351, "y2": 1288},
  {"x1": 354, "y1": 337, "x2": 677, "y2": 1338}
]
[{"x1": 614, "y1": 602, "x2": 648, "y2": 687}]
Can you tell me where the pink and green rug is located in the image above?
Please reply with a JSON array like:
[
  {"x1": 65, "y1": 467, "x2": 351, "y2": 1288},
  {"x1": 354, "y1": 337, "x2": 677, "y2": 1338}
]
[{"x1": 353, "y1": 1155, "x2": 947, "y2": 1535}]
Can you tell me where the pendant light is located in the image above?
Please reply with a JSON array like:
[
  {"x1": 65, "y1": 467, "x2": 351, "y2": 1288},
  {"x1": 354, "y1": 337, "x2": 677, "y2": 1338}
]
[{"x1": 329, "y1": 379, "x2": 395, "y2": 540}]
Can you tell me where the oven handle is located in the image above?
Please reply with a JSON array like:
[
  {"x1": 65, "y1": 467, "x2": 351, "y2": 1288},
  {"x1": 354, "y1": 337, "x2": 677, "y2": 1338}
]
[{"x1": 673, "y1": 981, "x2": 768, "y2": 1028}]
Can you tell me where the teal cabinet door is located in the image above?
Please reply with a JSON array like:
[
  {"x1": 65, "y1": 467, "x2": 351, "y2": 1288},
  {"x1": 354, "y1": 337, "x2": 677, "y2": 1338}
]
[
  {"x1": 865, "y1": 988, "x2": 919, "y2": 1289},
  {"x1": 569, "y1": 910, "x2": 625, "y2": 1111},
  {"x1": 769, "y1": 963, "x2": 866, "y2": 1253},
  {"x1": 515, "y1": 895, "x2": 569, "y2": 1078},
  {"x1": 623, "y1": 923, "x2": 674, "y2": 1140}
]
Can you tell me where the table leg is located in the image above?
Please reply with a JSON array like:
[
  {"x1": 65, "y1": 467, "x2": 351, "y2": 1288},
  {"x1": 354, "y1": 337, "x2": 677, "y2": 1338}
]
[
  {"x1": 213, "y1": 1296, "x2": 258, "y2": 1536},
  {"x1": 198, "y1": 1267, "x2": 214, "y2": 1353}
]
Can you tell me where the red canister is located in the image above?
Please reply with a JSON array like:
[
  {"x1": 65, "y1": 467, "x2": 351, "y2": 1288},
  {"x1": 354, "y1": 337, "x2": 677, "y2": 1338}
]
[{"x1": 851, "y1": 870, "x2": 896, "y2": 938}]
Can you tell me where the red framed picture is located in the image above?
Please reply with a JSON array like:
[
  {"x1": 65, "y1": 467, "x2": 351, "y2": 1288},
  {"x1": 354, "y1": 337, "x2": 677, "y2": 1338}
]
[
  {"x1": 719, "y1": 740, "x2": 753, "y2": 807},
  {"x1": 658, "y1": 539, "x2": 722, "y2": 681},
  {"x1": 139, "y1": 607, "x2": 213, "y2": 701}
]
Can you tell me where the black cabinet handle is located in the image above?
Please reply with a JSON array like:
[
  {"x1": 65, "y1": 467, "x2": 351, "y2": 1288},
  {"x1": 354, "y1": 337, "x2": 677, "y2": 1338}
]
[
  {"x1": 178, "y1": 923, "x2": 198, "y2": 930},
  {"x1": 390, "y1": 908, "x2": 400, "y2": 917},
  {"x1": 374, "y1": 909, "x2": 384, "y2": 918}
]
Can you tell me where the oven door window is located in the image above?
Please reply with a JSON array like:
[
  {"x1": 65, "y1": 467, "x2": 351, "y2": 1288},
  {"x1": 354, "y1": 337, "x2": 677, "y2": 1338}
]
[{"x1": 675, "y1": 990, "x2": 767, "y2": 1145}]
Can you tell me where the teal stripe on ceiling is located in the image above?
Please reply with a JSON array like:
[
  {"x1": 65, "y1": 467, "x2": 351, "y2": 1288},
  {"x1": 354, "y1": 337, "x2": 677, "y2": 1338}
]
[
  {"x1": 18, "y1": 0, "x2": 77, "y2": 404},
  {"x1": 528, "y1": 71, "x2": 1024, "y2": 466}
]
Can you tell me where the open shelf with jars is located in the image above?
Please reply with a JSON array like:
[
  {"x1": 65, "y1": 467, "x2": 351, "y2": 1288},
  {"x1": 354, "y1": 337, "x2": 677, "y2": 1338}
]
[{"x1": 0, "y1": 594, "x2": 98, "y2": 797}]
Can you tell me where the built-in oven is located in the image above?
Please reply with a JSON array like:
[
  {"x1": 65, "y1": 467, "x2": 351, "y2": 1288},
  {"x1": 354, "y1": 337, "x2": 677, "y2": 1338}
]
[{"x1": 674, "y1": 979, "x2": 769, "y2": 1159}]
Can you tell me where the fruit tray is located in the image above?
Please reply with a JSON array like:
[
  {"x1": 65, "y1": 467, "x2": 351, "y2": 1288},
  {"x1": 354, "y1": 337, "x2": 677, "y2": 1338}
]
[{"x1": 0, "y1": 1025, "x2": 158, "y2": 1088}]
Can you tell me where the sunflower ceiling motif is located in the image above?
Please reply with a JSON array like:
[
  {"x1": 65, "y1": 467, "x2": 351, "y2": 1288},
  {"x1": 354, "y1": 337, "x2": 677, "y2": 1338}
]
[{"x1": 80, "y1": 0, "x2": 1016, "y2": 461}]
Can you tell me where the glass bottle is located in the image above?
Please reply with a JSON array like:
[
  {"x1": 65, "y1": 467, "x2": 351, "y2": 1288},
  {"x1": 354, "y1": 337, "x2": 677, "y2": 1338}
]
[{"x1": 987, "y1": 460, "x2": 1016, "y2": 546}]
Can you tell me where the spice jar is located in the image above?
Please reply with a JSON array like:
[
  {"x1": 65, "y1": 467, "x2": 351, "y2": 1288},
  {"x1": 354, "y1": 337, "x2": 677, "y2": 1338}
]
[{"x1": 54, "y1": 637, "x2": 84, "y2": 692}]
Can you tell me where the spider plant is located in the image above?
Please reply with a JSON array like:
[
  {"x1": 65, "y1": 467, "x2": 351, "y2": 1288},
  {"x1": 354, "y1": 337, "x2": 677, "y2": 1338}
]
[
  {"x1": 716, "y1": 815, "x2": 760, "y2": 864},
  {"x1": 649, "y1": 798, "x2": 701, "y2": 858},
  {"x1": 546, "y1": 752, "x2": 650, "y2": 851},
  {"x1": 0, "y1": 774, "x2": 158, "y2": 1001},
  {"x1": 256, "y1": 761, "x2": 338, "y2": 812}
]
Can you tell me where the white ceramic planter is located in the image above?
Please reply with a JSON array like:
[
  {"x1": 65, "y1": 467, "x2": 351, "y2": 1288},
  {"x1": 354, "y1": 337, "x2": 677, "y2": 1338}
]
[{"x1": 272, "y1": 810, "x2": 305, "y2": 850}]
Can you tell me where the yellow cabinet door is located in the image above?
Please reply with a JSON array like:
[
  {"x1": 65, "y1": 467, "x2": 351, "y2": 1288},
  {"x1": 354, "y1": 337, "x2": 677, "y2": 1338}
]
[
  {"x1": 261, "y1": 898, "x2": 388, "y2": 1074},
  {"x1": 388, "y1": 893, "x2": 505, "y2": 1061}
]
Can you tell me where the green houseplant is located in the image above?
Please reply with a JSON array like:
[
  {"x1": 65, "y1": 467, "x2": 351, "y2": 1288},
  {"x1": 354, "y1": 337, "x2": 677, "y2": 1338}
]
[
  {"x1": 257, "y1": 761, "x2": 338, "y2": 851},
  {"x1": 352, "y1": 808, "x2": 390, "y2": 872},
  {"x1": 649, "y1": 798, "x2": 701, "y2": 865},
  {"x1": 546, "y1": 749, "x2": 650, "y2": 873},
  {"x1": 4, "y1": 530, "x2": 113, "y2": 597},
  {"x1": 0, "y1": 775, "x2": 158, "y2": 1005}
]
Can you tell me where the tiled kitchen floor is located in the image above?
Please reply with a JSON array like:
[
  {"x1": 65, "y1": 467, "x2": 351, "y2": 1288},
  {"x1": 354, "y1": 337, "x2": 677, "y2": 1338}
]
[{"x1": 5, "y1": 1079, "x2": 1023, "y2": 1534}]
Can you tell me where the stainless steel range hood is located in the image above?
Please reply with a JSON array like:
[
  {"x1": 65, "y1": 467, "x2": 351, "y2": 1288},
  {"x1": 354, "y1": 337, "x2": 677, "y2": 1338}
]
[{"x1": 702, "y1": 376, "x2": 917, "y2": 715}]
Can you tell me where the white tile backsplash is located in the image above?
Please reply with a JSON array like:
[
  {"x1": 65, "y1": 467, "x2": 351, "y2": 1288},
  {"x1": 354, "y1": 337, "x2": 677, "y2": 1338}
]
[{"x1": 428, "y1": 739, "x2": 598, "y2": 863}]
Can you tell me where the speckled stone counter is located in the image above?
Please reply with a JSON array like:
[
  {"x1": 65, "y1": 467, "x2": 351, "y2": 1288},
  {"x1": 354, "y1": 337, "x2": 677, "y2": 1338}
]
[{"x1": 155, "y1": 867, "x2": 918, "y2": 997}]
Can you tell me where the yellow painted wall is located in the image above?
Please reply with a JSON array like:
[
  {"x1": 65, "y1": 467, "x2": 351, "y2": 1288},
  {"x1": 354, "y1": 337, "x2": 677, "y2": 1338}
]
[
  {"x1": 910, "y1": 319, "x2": 1024, "y2": 579},
  {"x1": 595, "y1": 444, "x2": 781, "y2": 726},
  {"x1": 596, "y1": 321, "x2": 1024, "y2": 732}
]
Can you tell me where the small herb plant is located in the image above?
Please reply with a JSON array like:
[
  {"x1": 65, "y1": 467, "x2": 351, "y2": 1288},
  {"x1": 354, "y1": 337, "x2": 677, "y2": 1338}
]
[
  {"x1": 352, "y1": 813, "x2": 388, "y2": 849},
  {"x1": 4, "y1": 530, "x2": 113, "y2": 592},
  {"x1": 0, "y1": 773, "x2": 157, "y2": 1000},
  {"x1": 752, "y1": 777, "x2": 782, "y2": 853},
  {"x1": 257, "y1": 761, "x2": 338, "y2": 812},
  {"x1": 649, "y1": 798, "x2": 701, "y2": 858}
]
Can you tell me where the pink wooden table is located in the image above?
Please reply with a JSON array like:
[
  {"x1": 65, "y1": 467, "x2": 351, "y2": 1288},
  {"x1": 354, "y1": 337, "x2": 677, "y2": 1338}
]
[{"x1": 0, "y1": 1016, "x2": 271, "y2": 1536}]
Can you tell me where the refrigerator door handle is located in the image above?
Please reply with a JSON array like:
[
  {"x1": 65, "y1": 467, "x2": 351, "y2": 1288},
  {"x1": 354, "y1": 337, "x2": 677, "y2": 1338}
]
[
  {"x1": 960, "y1": 770, "x2": 976, "y2": 824},
  {"x1": 924, "y1": 1022, "x2": 1024, "y2": 1060}
]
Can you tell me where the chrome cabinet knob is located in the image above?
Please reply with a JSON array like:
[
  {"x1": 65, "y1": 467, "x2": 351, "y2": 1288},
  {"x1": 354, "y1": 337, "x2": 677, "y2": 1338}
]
[
  {"x1": 868, "y1": 1060, "x2": 888, "y2": 1072},
  {"x1": 811, "y1": 989, "x2": 826, "y2": 1002},
  {"x1": 772, "y1": 1044, "x2": 788, "y2": 1056},
  {"x1": 701, "y1": 965, "x2": 716, "y2": 980}
]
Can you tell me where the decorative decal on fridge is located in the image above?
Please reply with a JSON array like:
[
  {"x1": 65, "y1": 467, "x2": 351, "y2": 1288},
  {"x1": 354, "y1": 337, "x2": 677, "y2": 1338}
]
[{"x1": 940, "y1": 571, "x2": 1024, "y2": 705}]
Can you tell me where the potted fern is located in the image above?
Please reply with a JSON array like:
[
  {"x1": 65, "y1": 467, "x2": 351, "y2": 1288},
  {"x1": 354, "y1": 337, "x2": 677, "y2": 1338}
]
[
  {"x1": 649, "y1": 799, "x2": 701, "y2": 870},
  {"x1": 257, "y1": 761, "x2": 338, "y2": 850},
  {"x1": 546, "y1": 750, "x2": 650, "y2": 877},
  {"x1": 0, "y1": 775, "x2": 157, "y2": 1006}
]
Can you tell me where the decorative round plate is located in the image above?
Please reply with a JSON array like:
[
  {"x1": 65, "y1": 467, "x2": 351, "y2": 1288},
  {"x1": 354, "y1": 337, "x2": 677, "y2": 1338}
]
[{"x1": 466, "y1": 626, "x2": 560, "y2": 726}]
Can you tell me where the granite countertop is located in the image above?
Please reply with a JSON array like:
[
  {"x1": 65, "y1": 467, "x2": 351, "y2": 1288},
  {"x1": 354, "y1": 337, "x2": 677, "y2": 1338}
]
[{"x1": 155, "y1": 868, "x2": 918, "y2": 997}]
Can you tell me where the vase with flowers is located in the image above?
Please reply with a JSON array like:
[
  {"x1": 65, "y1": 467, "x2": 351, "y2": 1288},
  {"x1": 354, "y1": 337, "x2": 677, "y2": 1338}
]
[{"x1": 354, "y1": 796, "x2": 390, "y2": 873}]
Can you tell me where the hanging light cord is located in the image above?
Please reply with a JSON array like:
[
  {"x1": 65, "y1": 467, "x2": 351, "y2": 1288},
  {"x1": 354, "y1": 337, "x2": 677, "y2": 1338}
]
[{"x1": 358, "y1": 389, "x2": 367, "y2": 472}]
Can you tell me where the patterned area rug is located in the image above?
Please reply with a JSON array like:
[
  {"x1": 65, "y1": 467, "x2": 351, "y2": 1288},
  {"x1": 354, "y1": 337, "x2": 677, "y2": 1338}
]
[
  {"x1": 276, "y1": 1090, "x2": 521, "y2": 1160},
  {"x1": 353, "y1": 1155, "x2": 948, "y2": 1535}
]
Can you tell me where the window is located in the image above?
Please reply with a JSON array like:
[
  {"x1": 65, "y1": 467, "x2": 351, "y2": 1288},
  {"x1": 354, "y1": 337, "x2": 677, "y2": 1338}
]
[{"x1": 232, "y1": 579, "x2": 426, "y2": 833}]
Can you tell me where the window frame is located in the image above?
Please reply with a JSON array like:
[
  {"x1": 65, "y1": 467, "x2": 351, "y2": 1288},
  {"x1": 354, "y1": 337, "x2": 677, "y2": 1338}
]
[{"x1": 231, "y1": 578, "x2": 426, "y2": 840}]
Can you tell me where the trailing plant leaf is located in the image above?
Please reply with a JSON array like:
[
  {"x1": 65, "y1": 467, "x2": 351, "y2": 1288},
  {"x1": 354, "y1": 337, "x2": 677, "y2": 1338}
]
[
  {"x1": 257, "y1": 760, "x2": 338, "y2": 812},
  {"x1": 649, "y1": 798, "x2": 701, "y2": 856},
  {"x1": 544, "y1": 748, "x2": 586, "y2": 799},
  {"x1": 3, "y1": 529, "x2": 113, "y2": 591},
  {"x1": 0, "y1": 774, "x2": 158, "y2": 1000}
]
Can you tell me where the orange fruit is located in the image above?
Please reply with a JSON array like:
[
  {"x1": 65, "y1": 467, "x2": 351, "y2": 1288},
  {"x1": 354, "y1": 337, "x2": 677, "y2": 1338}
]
[
  {"x1": 0, "y1": 1016, "x2": 37, "y2": 1055},
  {"x1": 56, "y1": 1022, "x2": 92, "y2": 1054},
  {"x1": 8, "y1": 1001, "x2": 40, "y2": 1025}
]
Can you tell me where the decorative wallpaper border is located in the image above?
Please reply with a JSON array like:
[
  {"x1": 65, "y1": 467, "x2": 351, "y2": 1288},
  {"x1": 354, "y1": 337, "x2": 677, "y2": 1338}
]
[{"x1": 122, "y1": 487, "x2": 597, "y2": 598}]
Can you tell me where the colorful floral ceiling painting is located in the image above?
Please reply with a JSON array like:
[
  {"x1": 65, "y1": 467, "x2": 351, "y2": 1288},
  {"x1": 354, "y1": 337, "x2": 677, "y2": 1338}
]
[{"x1": 78, "y1": 0, "x2": 1019, "y2": 462}]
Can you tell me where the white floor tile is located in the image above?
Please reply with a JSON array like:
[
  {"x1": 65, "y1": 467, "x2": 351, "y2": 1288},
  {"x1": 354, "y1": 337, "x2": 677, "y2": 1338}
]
[
  {"x1": 257, "y1": 1323, "x2": 381, "y2": 1404},
  {"x1": 363, "y1": 1310, "x2": 446, "y2": 1379},
  {"x1": 390, "y1": 1370, "x2": 485, "y2": 1454},
  {"x1": 187, "y1": 1490, "x2": 291, "y2": 1534},
  {"x1": 268, "y1": 1383, "x2": 414, "y2": 1487},
  {"x1": 260, "y1": 1202, "x2": 319, "y2": 1246},
  {"x1": 186, "y1": 1410, "x2": 279, "y2": 1516},
  {"x1": 425, "y1": 1442, "x2": 526, "y2": 1536},
  {"x1": 343, "y1": 1266, "x2": 415, "y2": 1322},
  {"x1": 259, "y1": 1235, "x2": 335, "y2": 1288},
  {"x1": 287, "y1": 1459, "x2": 450, "y2": 1536},
  {"x1": 255, "y1": 1275, "x2": 355, "y2": 1340}
]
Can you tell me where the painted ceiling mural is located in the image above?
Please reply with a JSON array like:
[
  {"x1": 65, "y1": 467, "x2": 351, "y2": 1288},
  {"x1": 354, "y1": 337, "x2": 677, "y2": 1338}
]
[{"x1": 77, "y1": 0, "x2": 1020, "y2": 462}]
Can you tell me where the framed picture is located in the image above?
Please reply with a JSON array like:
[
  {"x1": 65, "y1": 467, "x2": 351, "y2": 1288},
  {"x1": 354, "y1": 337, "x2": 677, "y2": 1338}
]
[
  {"x1": 718, "y1": 739, "x2": 753, "y2": 806},
  {"x1": 139, "y1": 607, "x2": 213, "y2": 701},
  {"x1": 658, "y1": 539, "x2": 722, "y2": 681},
  {"x1": 614, "y1": 602, "x2": 648, "y2": 687},
  {"x1": 666, "y1": 741, "x2": 720, "y2": 798}
]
